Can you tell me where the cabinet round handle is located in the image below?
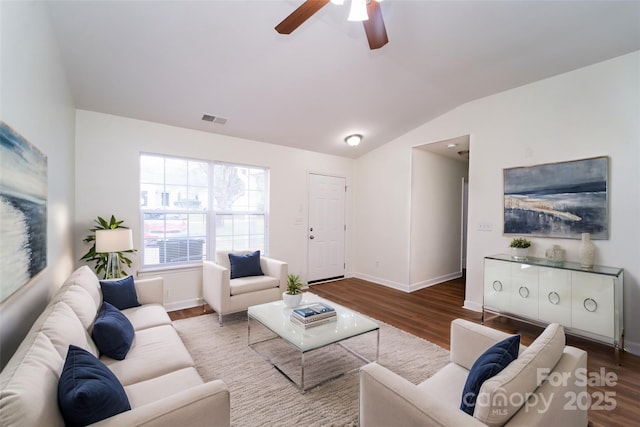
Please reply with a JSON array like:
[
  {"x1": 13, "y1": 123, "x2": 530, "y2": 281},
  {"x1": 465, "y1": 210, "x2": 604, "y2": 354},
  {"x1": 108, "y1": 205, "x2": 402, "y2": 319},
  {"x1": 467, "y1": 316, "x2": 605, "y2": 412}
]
[
  {"x1": 583, "y1": 298, "x2": 597, "y2": 312},
  {"x1": 492, "y1": 280, "x2": 503, "y2": 292},
  {"x1": 519, "y1": 286, "x2": 529, "y2": 298},
  {"x1": 548, "y1": 292, "x2": 560, "y2": 305}
]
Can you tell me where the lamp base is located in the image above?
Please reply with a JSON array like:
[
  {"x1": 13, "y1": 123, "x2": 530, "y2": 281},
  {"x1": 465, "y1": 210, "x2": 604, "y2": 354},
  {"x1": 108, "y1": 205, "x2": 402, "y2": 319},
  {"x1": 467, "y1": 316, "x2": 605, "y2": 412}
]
[{"x1": 105, "y1": 252, "x2": 122, "y2": 279}]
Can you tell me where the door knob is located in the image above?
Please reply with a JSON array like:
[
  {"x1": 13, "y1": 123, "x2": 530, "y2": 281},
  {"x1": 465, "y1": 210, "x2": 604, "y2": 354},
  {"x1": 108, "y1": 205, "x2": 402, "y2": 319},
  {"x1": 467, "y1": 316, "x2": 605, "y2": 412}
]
[{"x1": 309, "y1": 235, "x2": 315, "y2": 239}]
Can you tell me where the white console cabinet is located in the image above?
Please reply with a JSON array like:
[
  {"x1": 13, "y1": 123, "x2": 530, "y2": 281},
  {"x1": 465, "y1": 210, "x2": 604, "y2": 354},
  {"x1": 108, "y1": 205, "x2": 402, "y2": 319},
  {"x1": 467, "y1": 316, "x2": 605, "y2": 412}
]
[{"x1": 483, "y1": 254, "x2": 624, "y2": 357}]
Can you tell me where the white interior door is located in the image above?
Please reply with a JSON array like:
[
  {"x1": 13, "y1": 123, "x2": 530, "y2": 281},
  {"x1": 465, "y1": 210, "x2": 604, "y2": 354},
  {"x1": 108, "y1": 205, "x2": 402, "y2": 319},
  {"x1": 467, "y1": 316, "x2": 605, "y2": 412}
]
[{"x1": 308, "y1": 174, "x2": 346, "y2": 283}]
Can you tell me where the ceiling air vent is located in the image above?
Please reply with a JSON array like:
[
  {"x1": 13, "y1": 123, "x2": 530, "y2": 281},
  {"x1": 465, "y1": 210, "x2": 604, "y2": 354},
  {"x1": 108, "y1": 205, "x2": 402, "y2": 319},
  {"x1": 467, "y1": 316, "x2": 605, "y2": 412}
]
[{"x1": 201, "y1": 114, "x2": 228, "y2": 125}]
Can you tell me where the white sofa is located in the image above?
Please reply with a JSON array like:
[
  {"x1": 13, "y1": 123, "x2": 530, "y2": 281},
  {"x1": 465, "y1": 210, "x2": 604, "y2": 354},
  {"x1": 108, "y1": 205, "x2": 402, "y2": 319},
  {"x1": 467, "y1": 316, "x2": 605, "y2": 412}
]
[
  {"x1": 360, "y1": 319, "x2": 588, "y2": 427},
  {"x1": 203, "y1": 250, "x2": 287, "y2": 325},
  {"x1": 0, "y1": 266, "x2": 230, "y2": 427}
]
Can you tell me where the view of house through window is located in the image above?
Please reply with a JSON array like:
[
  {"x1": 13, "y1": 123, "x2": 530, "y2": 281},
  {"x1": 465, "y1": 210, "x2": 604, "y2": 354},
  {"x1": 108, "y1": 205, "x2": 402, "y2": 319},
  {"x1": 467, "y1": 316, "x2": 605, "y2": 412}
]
[{"x1": 140, "y1": 154, "x2": 268, "y2": 268}]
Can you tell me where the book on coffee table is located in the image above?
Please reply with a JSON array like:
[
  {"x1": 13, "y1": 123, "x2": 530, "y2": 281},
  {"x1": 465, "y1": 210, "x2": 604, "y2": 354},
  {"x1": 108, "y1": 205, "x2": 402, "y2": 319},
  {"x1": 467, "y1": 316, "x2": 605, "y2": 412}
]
[
  {"x1": 293, "y1": 303, "x2": 335, "y2": 318},
  {"x1": 290, "y1": 314, "x2": 337, "y2": 329},
  {"x1": 292, "y1": 311, "x2": 336, "y2": 323}
]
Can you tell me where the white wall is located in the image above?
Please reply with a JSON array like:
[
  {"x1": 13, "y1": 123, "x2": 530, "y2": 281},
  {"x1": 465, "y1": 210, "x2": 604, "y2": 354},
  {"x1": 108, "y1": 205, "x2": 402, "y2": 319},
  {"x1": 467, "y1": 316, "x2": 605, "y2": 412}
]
[
  {"x1": 74, "y1": 111, "x2": 354, "y2": 310},
  {"x1": 409, "y1": 148, "x2": 468, "y2": 290},
  {"x1": 0, "y1": 1, "x2": 76, "y2": 368},
  {"x1": 354, "y1": 51, "x2": 640, "y2": 354},
  {"x1": 352, "y1": 142, "x2": 412, "y2": 288}
]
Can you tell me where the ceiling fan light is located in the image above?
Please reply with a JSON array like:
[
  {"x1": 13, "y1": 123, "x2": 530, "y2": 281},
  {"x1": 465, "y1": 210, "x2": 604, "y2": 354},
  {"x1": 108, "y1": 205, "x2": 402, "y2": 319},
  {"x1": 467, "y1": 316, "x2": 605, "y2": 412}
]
[
  {"x1": 347, "y1": 0, "x2": 368, "y2": 21},
  {"x1": 330, "y1": 0, "x2": 345, "y2": 5},
  {"x1": 344, "y1": 134, "x2": 362, "y2": 147}
]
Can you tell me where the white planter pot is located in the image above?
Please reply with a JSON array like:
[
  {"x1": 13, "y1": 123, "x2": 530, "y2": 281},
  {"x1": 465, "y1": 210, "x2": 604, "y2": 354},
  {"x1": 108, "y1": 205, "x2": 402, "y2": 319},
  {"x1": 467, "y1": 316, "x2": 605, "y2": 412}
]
[
  {"x1": 510, "y1": 247, "x2": 530, "y2": 261},
  {"x1": 283, "y1": 292, "x2": 303, "y2": 308}
]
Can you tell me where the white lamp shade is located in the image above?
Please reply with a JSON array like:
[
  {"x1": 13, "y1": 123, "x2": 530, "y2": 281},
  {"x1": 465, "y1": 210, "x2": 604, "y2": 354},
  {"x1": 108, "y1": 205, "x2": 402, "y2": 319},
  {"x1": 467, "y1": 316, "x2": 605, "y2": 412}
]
[{"x1": 95, "y1": 229, "x2": 134, "y2": 253}]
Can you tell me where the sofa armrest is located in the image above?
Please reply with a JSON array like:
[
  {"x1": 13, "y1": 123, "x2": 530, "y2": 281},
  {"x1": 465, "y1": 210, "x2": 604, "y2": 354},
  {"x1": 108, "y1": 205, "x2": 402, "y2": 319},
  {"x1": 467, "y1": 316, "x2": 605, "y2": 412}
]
[
  {"x1": 203, "y1": 260, "x2": 230, "y2": 311},
  {"x1": 360, "y1": 363, "x2": 485, "y2": 427},
  {"x1": 135, "y1": 276, "x2": 164, "y2": 305},
  {"x1": 260, "y1": 257, "x2": 288, "y2": 290},
  {"x1": 91, "y1": 380, "x2": 230, "y2": 427},
  {"x1": 450, "y1": 319, "x2": 516, "y2": 370}
]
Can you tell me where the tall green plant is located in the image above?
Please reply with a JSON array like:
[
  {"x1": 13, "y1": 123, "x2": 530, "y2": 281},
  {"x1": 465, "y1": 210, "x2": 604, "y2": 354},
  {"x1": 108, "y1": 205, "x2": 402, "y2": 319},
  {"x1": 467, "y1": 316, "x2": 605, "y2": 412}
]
[{"x1": 80, "y1": 215, "x2": 136, "y2": 279}]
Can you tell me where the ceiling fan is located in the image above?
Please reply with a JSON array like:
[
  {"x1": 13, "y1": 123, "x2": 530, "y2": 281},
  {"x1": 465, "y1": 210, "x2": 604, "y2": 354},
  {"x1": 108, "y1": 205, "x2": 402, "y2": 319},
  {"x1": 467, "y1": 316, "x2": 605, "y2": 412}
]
[{"x1": 275, "y1": 0, "x2": 388, "y2": 50}]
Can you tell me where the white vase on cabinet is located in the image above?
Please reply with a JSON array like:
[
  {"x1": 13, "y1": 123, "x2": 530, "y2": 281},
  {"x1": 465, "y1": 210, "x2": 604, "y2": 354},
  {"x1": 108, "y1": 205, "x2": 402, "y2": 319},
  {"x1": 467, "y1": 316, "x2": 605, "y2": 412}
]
[{"x1": 579, "y1": 232, "x2": 596, "y2": 268}]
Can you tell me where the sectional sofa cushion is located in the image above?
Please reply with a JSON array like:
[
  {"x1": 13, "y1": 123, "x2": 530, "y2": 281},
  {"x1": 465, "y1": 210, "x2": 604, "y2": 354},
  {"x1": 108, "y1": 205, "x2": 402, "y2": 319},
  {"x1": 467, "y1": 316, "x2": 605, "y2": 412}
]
[
  {"x1": 58, "y1": 345, "x2": 130, "y2": 427},
  {"x1": 101, "y1": 324, "x2": 195, "y2": 386},
  {"x1": 121, "y1": 304, "x2": 172, "y2": 331},
  {"x1": 92, "y1": 302, "x2": 135, "y2": 360},
  {"x1": 40, "y1": 302, "x2": 98, "y2": 359},
  {"x1": 0, "y1": 332, "x2": 65, "y2": 427},
  {"x1": 100, "y1": 276, "x2": 141, "y2": 310},
  {"x1": 61, "y1": 265, "x2": 103, "y2": 309},
  {"x1": 51, "y1": 285, "x2": 98, "y2": 330},
  {"x1": 474, "y1": 323, "x2": 566, "y2": 426},
  {"x1": 228, "y1": 250, "x2": 264, "y2": 279},
  {"x1": 460, "y1": 334, "x2": 520, "y2": 415}
]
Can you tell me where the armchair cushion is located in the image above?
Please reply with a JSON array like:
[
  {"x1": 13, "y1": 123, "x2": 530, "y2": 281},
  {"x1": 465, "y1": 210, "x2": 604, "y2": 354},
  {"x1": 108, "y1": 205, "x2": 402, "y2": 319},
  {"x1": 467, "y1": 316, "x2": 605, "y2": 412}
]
[
  {"x1": 228, "y1": 250, "x2": 264, "y2": 279},
  {"x1": 460, "y1": 335, "x2": 520, "y2": 415},
  {"x1": 474, "y1": 323, "x2": 565, "y2": 426},
  {"x1": 230, "y1": 275, "x2": 280, "y2": 296},
  {"x1": 100, "y1": 276, "x2": 141, "y2": 310}
]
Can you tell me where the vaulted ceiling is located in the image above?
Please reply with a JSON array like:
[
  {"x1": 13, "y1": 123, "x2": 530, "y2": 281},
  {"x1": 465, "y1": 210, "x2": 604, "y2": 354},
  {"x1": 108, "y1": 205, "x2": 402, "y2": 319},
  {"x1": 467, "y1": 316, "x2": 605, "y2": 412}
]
[{"x1": 45, "y1": 1, "x2": 640, "y2": 158}]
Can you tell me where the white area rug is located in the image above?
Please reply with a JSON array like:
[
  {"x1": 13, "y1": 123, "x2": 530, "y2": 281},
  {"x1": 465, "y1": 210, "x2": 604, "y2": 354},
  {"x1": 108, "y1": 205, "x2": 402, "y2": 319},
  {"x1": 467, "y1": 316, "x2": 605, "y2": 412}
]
[{"x1": 173, "y1": 309, "x2": 449, "y2": 426}]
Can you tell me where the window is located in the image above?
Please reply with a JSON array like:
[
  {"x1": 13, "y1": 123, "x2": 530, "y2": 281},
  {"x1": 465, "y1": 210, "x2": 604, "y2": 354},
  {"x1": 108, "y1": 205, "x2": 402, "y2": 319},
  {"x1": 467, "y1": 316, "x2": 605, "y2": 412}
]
[{"x1": 140, "y1": 154, "x2": 268, "y2": 268}]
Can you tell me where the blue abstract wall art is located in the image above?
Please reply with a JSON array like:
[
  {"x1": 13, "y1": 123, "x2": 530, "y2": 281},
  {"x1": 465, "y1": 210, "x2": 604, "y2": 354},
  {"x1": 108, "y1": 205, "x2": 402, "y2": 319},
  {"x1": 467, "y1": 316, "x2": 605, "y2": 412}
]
[
  {"x1": 504, "y1": 156, "x2": 608, "y2": 239},
  {"x1": 0, "y1": 122, "x2": 48, "y2": 303}
]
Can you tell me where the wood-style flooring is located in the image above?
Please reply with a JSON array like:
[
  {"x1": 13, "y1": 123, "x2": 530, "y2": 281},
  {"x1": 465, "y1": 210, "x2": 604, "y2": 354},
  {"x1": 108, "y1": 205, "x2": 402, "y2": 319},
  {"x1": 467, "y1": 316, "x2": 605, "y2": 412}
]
[{"x1": 169, "y1": 277, "x2": 639, "y2": 426}]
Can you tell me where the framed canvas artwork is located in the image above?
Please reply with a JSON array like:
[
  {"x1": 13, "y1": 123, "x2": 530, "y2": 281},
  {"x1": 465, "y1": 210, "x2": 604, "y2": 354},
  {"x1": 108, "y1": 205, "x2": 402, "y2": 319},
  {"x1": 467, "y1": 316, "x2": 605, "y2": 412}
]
[
  {"x1": 504, "y1": 156, "x2": 608, "y2": 239},
  {"x1": 0, "y1": 122, "x2": 48, "y2": 303}
]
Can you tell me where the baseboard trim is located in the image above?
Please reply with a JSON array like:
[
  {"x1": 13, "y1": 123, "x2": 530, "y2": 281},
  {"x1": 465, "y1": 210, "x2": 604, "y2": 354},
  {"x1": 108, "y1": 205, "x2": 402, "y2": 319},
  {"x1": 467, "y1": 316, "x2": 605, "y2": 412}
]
[
  {"x1": 408, "y1": 271, "x2": 463, "y2": 292},
  {"x1": 165, "y1": 298, "x2": 202, "y2": 312},
  {"x1": 351, "y1": 273, "x2": 410, "y2": 292},
  {"x1": 623, "y1": 338, "x2": 640, "y2": 356},
  {"x1": 463, "y1": 300, "x2": 483, "y2": 312}
]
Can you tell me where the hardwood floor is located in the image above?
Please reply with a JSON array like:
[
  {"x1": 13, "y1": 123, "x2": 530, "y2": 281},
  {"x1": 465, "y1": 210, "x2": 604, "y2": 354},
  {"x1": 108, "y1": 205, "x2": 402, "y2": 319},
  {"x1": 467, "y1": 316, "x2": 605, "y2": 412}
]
[{"x1": 170, "y1": 277, "x2": 639, "y2": 426}]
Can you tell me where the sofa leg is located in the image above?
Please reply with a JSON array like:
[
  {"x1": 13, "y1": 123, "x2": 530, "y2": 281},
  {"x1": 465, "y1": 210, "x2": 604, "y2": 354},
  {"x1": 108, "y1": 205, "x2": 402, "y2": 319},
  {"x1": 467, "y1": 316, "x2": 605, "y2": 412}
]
[{"x1": 218, "y1": 313, "x2": 224, "y2": 327}]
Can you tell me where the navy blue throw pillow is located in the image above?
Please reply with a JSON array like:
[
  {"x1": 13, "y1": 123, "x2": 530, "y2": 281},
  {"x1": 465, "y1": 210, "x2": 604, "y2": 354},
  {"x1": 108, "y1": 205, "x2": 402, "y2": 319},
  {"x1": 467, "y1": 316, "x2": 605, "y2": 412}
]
[
  {"x1": 460, "y1": 335, "x2": 520, "y2": 416},
  {"x1": 92, "y1": 302, "x2": 135, "y2": 360},
  {"x1": 58, "y1": 345, "x2": 131, "y2": 427},
  {"x1": 229, "y1": 250, "x2": 264, "y2": 279},
  {"x1": 100, "y1": 276, "x2": 140, "y2": 310}
]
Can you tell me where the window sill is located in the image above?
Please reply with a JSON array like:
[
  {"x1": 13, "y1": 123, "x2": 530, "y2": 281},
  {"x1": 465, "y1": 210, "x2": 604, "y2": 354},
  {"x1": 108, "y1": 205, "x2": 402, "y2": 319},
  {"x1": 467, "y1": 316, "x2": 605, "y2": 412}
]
[{"x1": 137, "y1": 262, "x2": 204, "y2": 276}]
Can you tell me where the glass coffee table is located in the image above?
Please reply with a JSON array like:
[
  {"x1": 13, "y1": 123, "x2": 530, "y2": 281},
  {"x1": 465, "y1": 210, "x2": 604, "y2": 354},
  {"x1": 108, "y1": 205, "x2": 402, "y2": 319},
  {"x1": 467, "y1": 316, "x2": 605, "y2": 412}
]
[{"x1": 248, "y1": 293, "x2": 379, "y2": 391}]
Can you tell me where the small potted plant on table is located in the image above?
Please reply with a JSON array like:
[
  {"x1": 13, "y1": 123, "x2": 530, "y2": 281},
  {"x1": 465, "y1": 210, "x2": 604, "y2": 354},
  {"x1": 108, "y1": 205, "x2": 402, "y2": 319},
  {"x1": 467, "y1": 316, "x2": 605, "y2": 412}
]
[
  {"x1": 509, "y1": 237, "x2": 531, "y2": 260},
  {"x1": 283, "y1": 274, "x2": 304, "y2": 308}
]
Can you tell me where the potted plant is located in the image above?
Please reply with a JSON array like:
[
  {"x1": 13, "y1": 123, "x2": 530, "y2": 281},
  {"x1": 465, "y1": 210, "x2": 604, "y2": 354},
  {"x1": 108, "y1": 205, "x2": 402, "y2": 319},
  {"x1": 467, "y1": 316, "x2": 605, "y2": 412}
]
[
  {"x1": 509, "y1": 237, "x2": 531, "y2": 260},
  {"x1": 283, "y1": 273, "x2": 304, "y2": 308},
  {"x1": 80, "y1": 215, "x2": 136, "y2": 279}
]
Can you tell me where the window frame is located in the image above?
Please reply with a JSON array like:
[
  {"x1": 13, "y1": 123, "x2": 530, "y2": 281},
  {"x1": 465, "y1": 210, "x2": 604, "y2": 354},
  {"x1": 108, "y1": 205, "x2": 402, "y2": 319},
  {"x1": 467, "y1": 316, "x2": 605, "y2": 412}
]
[{"x1": 139, "y1": 153, "x2": 269, "y2": 271}]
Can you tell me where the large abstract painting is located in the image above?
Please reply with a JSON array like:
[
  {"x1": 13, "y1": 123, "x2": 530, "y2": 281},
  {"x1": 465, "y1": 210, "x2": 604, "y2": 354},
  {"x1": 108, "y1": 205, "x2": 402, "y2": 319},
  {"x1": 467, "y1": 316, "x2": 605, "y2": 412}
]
[
  {"x1": 0, "y1": 122, "x2": 47, "y2": 303},
  {"x1": 504, "y1": 156, "x2": 608, "y2": 239}
]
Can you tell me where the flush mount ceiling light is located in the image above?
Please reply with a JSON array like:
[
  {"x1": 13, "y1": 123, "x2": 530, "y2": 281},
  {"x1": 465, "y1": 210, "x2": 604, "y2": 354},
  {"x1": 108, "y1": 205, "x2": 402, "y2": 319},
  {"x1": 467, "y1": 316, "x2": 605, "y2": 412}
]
[{"x1": 344, "y1": 134, "x2": 363, "y2": 147}]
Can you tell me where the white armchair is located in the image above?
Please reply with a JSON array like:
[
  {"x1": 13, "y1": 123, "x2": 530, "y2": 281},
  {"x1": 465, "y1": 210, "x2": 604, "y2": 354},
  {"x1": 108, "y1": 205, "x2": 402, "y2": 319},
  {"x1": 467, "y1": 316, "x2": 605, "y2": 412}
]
[
  {"x1": 202, "y1": 250, "x2": 287, "y2": 325},
  {"x1": 360, "y1": 319, "x2": 588, "y2": 427}
]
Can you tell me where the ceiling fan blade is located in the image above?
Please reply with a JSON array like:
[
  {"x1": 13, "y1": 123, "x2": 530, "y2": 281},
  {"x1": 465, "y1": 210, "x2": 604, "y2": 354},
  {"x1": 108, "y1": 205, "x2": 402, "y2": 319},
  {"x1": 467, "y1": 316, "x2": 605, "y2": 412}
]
[
  {"x1": 275, "y1": 0, "x2": 330, "y2": 35},
  {"x1": 363, "y1": 1, "x2": 388, "y2": 49}
]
